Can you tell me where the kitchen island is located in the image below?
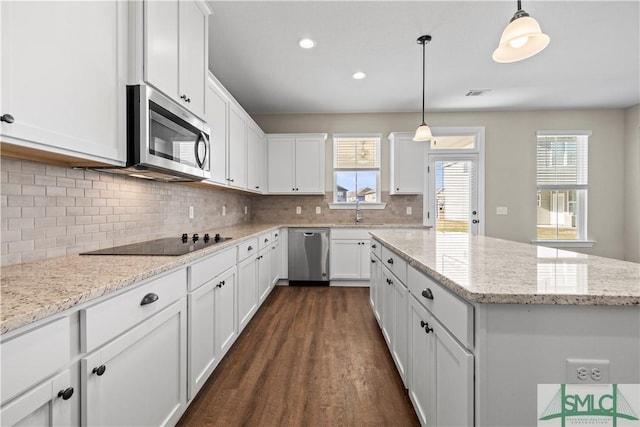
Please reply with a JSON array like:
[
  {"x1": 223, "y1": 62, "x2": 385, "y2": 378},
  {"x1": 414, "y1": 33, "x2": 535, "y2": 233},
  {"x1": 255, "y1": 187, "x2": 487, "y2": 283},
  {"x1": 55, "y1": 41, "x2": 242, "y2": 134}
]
[{"x1": 369, "y1": 229, "x2": 640, "y2": 427}]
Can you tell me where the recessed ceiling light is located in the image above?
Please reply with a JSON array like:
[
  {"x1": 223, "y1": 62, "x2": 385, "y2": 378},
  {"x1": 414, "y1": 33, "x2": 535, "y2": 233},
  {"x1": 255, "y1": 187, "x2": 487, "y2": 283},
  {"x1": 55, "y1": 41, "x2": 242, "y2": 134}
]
[
  {"x1": 298, "y1": 38, "x2": 315, "y2": 49},
  {"x1": 352, "y1": 71, "x2": 366, "y2": 80}
]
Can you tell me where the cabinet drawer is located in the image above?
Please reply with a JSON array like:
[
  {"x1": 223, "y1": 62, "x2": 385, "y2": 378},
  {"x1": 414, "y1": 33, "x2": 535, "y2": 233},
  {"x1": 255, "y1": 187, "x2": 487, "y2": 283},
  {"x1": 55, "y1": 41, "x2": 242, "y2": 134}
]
[
  {"x1": 407, "y1": 265, "x2": 473, "y2": 348},
  {"x1": 258, "y1": 232, "x2": 271, "y2": 251},
  {"x1": 331, "y1": 228, "x2": 371, "y2": 240},
  {"x1": 1, "y1": 317, "x2": 71, "y2": 405},
  {"x1": 370, "y1": 238, "x2": 382, "y2": 259},
  {"x1": 190, "y1": 247, "x2": 236, "y2": 291},
  {"x1": 381, "y1": 246, "x2": 407, "y2": 283},
  {"x1": 81, "y1": 268, "x2": 187, "y2": 353},
  {"x1": 237, "y1": 238, "x2": 258, "y2": 261}
]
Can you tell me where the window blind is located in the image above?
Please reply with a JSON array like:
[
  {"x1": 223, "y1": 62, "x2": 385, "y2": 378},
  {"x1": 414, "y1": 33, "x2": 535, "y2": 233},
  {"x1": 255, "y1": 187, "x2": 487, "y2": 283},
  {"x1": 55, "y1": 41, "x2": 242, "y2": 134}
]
[
  {"x1": 536, "y1": 135, "x2": 588, "y2": 189},
  {"x1": 334, "y1": 138, "x2": 380, "y2": 169}
]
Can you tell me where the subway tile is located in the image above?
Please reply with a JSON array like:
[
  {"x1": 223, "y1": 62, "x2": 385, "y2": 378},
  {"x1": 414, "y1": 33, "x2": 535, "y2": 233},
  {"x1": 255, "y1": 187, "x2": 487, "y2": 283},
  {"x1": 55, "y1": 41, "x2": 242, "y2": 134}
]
[
  {"x1": 56, "y1": 216, "x2": 76, "y2": 226},
  {"x1": 46, "y1": 226, "x2": 67, "y2": 238},
  {"x1": 46, "y1": 186, "x2": 66, "y2": 197},
  {"x1": 8, "y1": 195, "x2": 34, "y2": 207},
  {"x1": 34, "y1": 217, "x2": 56, "y2": 228},
  {"x1": 75, "y1": 179, "x2": 92, "y2": 189},
  {"x1": 45, "y1": 164, "x2": 66, "y2": 177},
  {"x1": 84, "y1": 207, "x2": 100, "y2": 216},
  {"x1": 1, "y1": 253, "x2": 22, "y2": 265},
  {"x1": 46, "y1": 247, "x2": 67, "y2": 259},
  {"x1": 9, "y1": 239, "x2": 34, "y2": 254},
  {"x1": 46, "y1": 206, "x2": 66, "y2": 217},
  {"x1": 66, "y1": 225, "x2": 84, "y2": 236},
  {"x1": 92, "y1": 198, "x2": 107, "y2": 207},
  {"x1": 56, "y1": 197, "x2": 75, "y2": 207},
  {"x1": 34, "y1": 175, "x2": 57, "y2": 186},
  {"x1": 22, "y1": 185, "x2": 46, "y2": 196},
  {"x1": 2, "y1": 183, "x2": 22, "y2": 195},
  {"x1": 76, "y1": 216, "x2": 92, "y2": 225},
  {"x1": 56, "y1": 177, "x2": 75, "y2": 188},
  {"x1": 83, "y1": 224, "x2": 100, "y2": 233},
  {"x1": 9, "y1": 217, "x2": 34, "y2": 230},
  {"x1": 75, "y1": 197, "x2": 92, "y2": 207},
  {"x1": 56, "y1": 235, "x2": 76, "y2": 247},
  {"x1": 92, "y1": 181, "x2": 107, "y2": 190},
  {"x1": 8, "y1": 172, "x2": 34, "y2": 185},
  {"x1": 21, "y1": 207, "x2": 46, "y2": 218},
  {"x1": 67, "y1": 188, "x2": 84, "y2": 198},
  {"x1": 21, "y1": 162, "x2": 45, "y2": 175},
  {"x1": 2, "y1": 230, "x2": 21, "y2": 242},
  {"x1": 22, "y1": 250, "x2": 47, "y2": 263},
  {"x1": 1, "y1": 206, "x2": 22, "y2": 219},
  {"x1": 34, "y1": 196, "x2": 57, "y2": 207},
  {"x1": 66, "y1": 168, "x2": 85, "y2": 179},
  {"x1": 1, "y1": 158, "x2": 22, "y2": 172}
]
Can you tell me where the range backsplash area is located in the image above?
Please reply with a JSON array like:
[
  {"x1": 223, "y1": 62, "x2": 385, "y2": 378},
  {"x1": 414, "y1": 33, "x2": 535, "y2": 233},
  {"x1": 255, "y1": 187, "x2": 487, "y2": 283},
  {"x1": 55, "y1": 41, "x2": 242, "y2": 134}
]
[
  {"x1": 251, "y1": 192, "x2": 423, "y2": 226},
  {"x1": 1, "y1": 156, "x2": 251, "y2": 266}
]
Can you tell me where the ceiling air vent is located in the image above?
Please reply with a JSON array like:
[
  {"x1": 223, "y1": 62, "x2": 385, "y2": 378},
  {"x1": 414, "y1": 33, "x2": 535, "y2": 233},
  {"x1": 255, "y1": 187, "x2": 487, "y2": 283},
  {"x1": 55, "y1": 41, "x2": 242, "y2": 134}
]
[{"x1": 465, "y1": 89, "x2": 491, "y2": 96}]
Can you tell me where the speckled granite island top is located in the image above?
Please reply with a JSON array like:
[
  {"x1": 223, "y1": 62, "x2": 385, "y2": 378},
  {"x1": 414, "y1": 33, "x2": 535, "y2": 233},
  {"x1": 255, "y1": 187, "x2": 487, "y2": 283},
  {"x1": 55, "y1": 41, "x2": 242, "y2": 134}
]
[{"x1": 370, "y1": 229, "x2": 640, "y2": 306}]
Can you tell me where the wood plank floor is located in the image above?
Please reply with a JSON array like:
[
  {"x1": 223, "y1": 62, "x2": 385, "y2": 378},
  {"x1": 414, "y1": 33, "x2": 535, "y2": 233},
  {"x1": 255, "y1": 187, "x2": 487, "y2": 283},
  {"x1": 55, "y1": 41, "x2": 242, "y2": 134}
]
[{"x1": 177, "y1": 286, "x2": 420, "y2": 426}]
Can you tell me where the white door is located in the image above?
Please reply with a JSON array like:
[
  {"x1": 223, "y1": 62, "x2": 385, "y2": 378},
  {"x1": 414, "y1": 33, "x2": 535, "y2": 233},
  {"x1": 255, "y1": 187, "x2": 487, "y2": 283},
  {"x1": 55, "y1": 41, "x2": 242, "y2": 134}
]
[
  {"x1": 427, "y1": 156, "x2": 480, "y2": 235},
  {"x1": 267, "y1": 137, "x2": 295, "y2": 193},
  {"x1": 188, "y1": 281, "x2": 217, "y2": 399},
  {"x1": 214, "y1": 268, "x2": 237, "y2": 358},
  {"x1": 257, "y1": 249, "x2": 271, "y2": 303},
  {"x1": 295, "y1": 137, "x2": 325, "y2": 193},
  {"x1": 330, "y1": 240, "x2": 362, "y2": 280}
]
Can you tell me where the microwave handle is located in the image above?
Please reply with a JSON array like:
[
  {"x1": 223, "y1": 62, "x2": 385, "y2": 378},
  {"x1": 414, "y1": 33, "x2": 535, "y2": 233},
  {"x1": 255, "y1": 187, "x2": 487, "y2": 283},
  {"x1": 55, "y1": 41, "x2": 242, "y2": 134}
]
[{"x1": 195, "y1": 132, "x2": 208, "y2": 169}]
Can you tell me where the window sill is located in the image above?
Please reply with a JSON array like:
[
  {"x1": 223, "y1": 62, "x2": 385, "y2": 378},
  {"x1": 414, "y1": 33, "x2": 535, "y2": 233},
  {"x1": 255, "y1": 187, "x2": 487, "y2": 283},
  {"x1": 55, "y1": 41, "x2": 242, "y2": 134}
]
[
  {"x1": 531, "y1": 240, "x2": 596, "y2": 248},
  {"x1": 328, "y1": 203, "x2": 387, "y2": 210}
]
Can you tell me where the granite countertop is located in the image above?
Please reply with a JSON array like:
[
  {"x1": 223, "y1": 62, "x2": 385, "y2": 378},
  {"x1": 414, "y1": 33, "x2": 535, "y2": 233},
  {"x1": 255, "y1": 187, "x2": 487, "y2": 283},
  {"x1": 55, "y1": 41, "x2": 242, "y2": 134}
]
[
  {"x1": 0, "y1": 223, "x2": 425, "y2": 335},
  {"x1": 370, "y1": 229, "x2": 640, "y2": 306}
]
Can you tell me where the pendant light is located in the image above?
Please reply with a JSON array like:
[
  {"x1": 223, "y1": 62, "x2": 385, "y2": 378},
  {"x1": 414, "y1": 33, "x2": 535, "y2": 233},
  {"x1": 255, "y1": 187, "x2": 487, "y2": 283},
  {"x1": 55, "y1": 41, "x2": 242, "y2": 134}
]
[
  {"x1": 492, "y1": 0, "x2": 550, "y2": 63},
  {"x1": 413, "y1": 35, "x2": 433, "y2": 142}
]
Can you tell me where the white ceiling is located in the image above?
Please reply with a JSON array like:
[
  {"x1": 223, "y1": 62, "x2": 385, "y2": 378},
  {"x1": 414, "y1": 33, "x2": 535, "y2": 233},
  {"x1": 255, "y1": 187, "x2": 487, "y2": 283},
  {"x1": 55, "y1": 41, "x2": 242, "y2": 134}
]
[{"x1": 207, "y1": 1, "x2": 640, "y2": 115}]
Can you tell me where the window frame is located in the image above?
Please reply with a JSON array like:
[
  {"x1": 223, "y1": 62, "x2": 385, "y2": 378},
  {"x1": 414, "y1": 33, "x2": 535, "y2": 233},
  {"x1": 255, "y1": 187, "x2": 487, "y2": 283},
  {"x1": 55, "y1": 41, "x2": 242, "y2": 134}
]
[
  {"x1": 329, "y1": 133, "x2": 386, "y2": 210},
  {"x1": 533, "y1": 130, "x2": 595, "y2": 248}
]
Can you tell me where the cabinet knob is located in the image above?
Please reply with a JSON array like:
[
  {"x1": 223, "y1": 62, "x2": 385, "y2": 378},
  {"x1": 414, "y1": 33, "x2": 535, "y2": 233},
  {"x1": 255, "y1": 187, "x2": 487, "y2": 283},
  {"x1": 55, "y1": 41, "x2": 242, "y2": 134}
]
[
  {"x1": 420, "y1": 320, "x2": 433, "y2": 334},
  {"x1": 265, "y1": 238, "x2": 269, "y2": 243},
  {"x1": 58, "y1": 387, "x2": 74, "y2": 400},
  {"x1": 140, "y1": 293, "x2": 159, "y2": 306},
  {"x1": 396, "y1": 187, "x2": 400, "y2": 191},
  {"x1": 371, "y1": 259, "x2": 376, "y2": 263},
  {"x1": 371, "y1": 244, "x2": 377, "y2": 248},
  {"x1": 472, "y1": 219, "x2": 480, "y2": 224},
  {"x1": 255, "y1": 186, "x2": 260, "y2": 189},
  {"x1": 1, "y1": 114, "x2": 15, "y2": 124},
  {"x1": 421, "y1": 288, "x2": 434, "y2": 300},
  {"x1": 93, "y1": 365, "x2": 106, "y2": 376},
  {"x1": 387, "y1": 258, "x2": 394, "y2": 265},
  {"x1": 248, "y1": 246, "x2": 253, "y2": 251},
  {"x1": 229, "y1": 178, "x2": 235, "y2": 182}
]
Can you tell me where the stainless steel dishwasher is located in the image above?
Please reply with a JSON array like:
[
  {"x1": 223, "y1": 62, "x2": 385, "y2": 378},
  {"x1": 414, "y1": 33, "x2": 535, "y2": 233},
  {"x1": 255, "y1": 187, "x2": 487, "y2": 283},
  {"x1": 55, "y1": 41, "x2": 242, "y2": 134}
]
[{"x1": 288, "y1": 228, "x2": 330, "y2": 285}]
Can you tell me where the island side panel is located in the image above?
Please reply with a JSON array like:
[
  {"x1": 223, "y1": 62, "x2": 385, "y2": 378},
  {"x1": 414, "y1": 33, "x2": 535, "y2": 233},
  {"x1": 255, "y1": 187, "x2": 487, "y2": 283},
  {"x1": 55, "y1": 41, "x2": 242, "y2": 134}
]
[{"x1": 474, "y1": 303, "x2": 640, "y2": 427}]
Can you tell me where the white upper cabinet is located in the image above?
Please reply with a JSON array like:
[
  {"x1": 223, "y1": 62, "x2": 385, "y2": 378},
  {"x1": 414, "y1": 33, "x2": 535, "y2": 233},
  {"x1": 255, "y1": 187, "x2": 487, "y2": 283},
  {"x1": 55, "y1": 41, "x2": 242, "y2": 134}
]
[
  {"x1": 0, "y1": 1, "x2": 127, "y2": 165},
  {"x1": 389, "y1": 132, "x2": 425, "y2": 194},
  {"x1": 247, "y1": 124, "x2": 266, "y2": 193},
  {"x1": 143, "y1": 0, "x2": 210, "y2": 118},
  {"x1": 228, "y1": 104, "x2": 248, "y2": 189},
  {"x1": 205, "y1": 75, "x2": 229, "y2": 185},
  {"x1": 267, "y1": 134, "x2": 327, "y2": 194}
]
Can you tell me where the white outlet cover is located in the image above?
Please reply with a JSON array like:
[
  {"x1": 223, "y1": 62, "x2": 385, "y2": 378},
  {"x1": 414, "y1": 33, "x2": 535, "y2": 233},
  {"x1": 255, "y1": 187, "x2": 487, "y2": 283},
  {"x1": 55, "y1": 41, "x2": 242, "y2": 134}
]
[
  {"x1": 188, "y1": 206, "x2": 194, "y2": 219},
  {"x1": 566, "y1": 359, "x2": 610, "y2": 384},
  {"x1": 296, "y1": 206, "x2": 302, "y2": 214},
  {"x1": 406, "y1": 207, "x2": 412, "y2": 215},
  {"x1": 315, "y1": 206, "x2": 321, "y2": 214},
  {"x1": 222, "y1": 206, "x2": 226, "y2": 216},
  {"x1": 496, "y1": 206, "x2": 508, "y2": 215}
]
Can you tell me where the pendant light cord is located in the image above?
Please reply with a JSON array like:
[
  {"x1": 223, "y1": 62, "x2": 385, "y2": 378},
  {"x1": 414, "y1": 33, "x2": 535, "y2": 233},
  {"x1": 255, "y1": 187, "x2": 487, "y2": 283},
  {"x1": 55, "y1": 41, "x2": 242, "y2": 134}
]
[{"x1": 421, "y1": 40, "x2": 426, "y2": 125}]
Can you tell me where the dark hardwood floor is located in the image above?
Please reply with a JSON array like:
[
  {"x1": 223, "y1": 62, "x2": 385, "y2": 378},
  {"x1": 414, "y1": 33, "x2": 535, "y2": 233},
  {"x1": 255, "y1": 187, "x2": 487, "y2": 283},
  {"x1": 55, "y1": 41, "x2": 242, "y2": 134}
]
[{"x1": 177, "y1": 286, "x2": 420, "y2": 426}]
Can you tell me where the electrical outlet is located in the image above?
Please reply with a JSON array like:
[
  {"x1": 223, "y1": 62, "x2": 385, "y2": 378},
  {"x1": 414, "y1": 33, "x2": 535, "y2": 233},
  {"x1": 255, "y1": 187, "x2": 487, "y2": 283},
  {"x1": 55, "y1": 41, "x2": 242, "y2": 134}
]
[
  {"x1": 296, "y1": 206, "x2": 302, "y2": 215},
  {"x1": 315, "y1": 206, "x2": 321, "y2": 214},
  {"x1": 406, "y1": 207, "x2": 412, "y2": 215},
  {"x1": 244, "y1": 206, "x2": 248, "y2": 215},
  {"x1": 566, "y1": 359, "x2": 610, "y2": 384},
  {"x1": 188, "y1": 206, "x2": 194, "y2": 219},
  {"x1": 222, "y1": 205, "x2": 226, "y2": 216},
  {"x1": 496, "y1": 206, "x2": 509, "y2": 215}
]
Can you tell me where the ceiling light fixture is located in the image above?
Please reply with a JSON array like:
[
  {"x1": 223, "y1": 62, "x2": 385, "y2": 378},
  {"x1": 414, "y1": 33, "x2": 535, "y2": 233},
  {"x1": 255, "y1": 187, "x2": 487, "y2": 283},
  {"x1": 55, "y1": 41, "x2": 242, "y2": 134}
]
[
  {"x1": 352, "y1": 71, "x2": 366, "y2": 80},
  {"x1": 413, "y1": 35, "x2": 433, "y2": 142},
  {"x1": 298, "y1": 38, "x2": 315, "y2": 49},
  {"x1": 492, "y1": 0, "x2": 550, "y2": 63}
]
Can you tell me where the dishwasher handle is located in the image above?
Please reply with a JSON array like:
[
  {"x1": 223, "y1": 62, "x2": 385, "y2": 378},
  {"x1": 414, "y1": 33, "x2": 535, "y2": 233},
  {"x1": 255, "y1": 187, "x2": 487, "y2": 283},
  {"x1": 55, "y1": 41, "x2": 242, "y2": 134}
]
[{"x1": 303, "y1": 232, "x2": 315, "y2": 237}]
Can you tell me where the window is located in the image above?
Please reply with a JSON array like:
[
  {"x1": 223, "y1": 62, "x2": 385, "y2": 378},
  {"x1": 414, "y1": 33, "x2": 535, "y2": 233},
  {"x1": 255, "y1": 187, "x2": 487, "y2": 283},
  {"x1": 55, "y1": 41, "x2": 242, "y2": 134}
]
[
  {"x1": 332, "y1": 134, "x2": 381, "y2": 204},
  {"x1": 536, "y1": 131, "x2": 590, "y2": 243}
]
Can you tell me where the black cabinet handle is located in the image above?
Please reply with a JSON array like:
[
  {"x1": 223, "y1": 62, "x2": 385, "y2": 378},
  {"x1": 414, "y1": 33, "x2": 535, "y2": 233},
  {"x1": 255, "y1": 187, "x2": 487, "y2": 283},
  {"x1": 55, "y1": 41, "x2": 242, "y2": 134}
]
[
  {"x1": 387, "y1": 258, "x2": 394, "y2": 265},
  {"x1": 420, "y1": 320, "x2": 427, "y2": 328},
  {"x1": 1, "y1": 114, "x2": 15, "y2": 123},
  {"x1": 230, "y1": 178, "x2": 235, "y2": 182},
  {"x1": 140, "y1": 293, "x2": 158, "y2": 306},
  {"x1": 248, "y1": 246, "x2": 253, "y2": 251},
  {"x1": 371, "y1": 259, "x2": 376, "y2": 263},
  {"x1": 371, "y1": 244, "x2": 377, "y2": 248},
  {"x1": 265, "y1": 238, "x2": 269, "y2": 243},
  {"x1": 275, "y1": 233, "x2": 279, "y2": 237},
  {"x1": 422, "y1": 288, "x2": 434, "y2": 300},
  {"x1": 93, "y1": 365, "x2": 106, "y2": 376},
  {"x1": 472, "y1": 219, "x2": 479, "y2": 224},
  {"x1": 58, "y1": 387, "x2": 74, "y2": 400},
  {"x1": 420, "y1": 320, "x2": 433, "y2": 334}
]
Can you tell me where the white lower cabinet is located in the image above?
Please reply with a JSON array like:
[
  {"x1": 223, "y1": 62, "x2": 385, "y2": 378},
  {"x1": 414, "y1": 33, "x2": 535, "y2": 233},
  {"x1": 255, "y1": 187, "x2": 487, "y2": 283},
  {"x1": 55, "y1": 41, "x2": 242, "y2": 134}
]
[
  {"x1": 408, "y1": 295, "x2": 473, "y2": 427},
  {"x1": 0, "y1": 370, "x2": 74, "y2": 427},
  {"x1": 188, "y1": 266, "x2": 237, "y2": 399},
  {"x1": 269, "y1": 238, "x2": 280, "y2": 288},
  {"x1": 81, "y1": 299, "x2": 187, "y2": 427},
  {"x1": 257, "y1": 247, "x2": 271, "y2": 304},
  {"x1": 237, "y1": 252, "x2": 258, "y2": 333},
  {"x1": 369, "y1": 252, "x2": 382, "y2": 324}
]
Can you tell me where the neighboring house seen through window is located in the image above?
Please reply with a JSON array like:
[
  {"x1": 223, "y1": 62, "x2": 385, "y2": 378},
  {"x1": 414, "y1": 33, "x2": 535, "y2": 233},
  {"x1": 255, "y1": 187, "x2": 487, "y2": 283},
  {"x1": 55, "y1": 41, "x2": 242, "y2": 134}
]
[
  {"x1": 536, "y1": 131, "x2": 590, "y2": 242},
  {"x1": 333, "y1": 135, "x2": 381, "y2": 204}
]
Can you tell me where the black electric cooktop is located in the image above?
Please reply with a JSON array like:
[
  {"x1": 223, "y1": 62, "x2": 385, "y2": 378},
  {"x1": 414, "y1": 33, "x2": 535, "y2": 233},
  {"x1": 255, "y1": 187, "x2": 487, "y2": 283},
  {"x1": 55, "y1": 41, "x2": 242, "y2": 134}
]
[{"x1": 80, "y1": 234, "x2": 232, "y2": 256}]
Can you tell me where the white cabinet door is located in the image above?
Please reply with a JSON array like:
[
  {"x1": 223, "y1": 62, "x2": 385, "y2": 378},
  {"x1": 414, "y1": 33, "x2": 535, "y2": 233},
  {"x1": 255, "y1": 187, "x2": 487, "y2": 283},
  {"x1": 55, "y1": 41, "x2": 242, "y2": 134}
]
[
  {"x1": 369, "y1": 254, "x2": 382, "y2": 324},
  {"x1": 145, "y1": 0, "x2": 179, "y2": 102},
  {"x1": 257, "y1": 248, "x2": 271, "y2": 303},
  {"x1": 330, "y1": 240, "x2": 362, "y2": 280},
  {"x1": 359, "y1": 242, "x2": 372, "y2": 280},
  {"x1": 294, "y1": 137, "x2": 325, "y2": 193},
  {"x1": 1, "y1": 1, "x2": 127, "y2": 164},
  {"x1": 228, "y1": 105, "x2": 247, "y2": 189},
  {"x1": 267, "y1": 137, "x2": 295, "y2": 193},
  {"x1": 390, "y1": 133, "x2": 425, "y2": 194},
  {"x1": 391, "y1": 276, "x2": 408, "y2": 387},
  {"x1": 188, "y1": 280, "x2": 216, "y2": 399},
  {"x1": 214, "y1": 267, "x2": 237, "y2": 358},
  {"x1": 237, "y1": 255, "x2": 258, "y2": 332},
  {"x1": 408, "y1": 297, "x2": 434, "y2": 427},
  {"x1": 270, "y1": 239, "x2": 280, "y2": 288},
  {"x1": 380, "y1": 268, "x2": 395, "y2": 346},
  {"x1": 178, "y1": 0, "x2": 206, "y2": 117},
  {"x1": 205, "y1": 76, "x2": 228, "y2": 185},
  {"x1": 247, "y1": 125, "x2": 265, "y2": 193},
  {"x1": 0, "y1": 370, "x2": 73, "y2": 427},
  {"x1": 82, "y1": 299, "x2": 187, "y2": 427}
]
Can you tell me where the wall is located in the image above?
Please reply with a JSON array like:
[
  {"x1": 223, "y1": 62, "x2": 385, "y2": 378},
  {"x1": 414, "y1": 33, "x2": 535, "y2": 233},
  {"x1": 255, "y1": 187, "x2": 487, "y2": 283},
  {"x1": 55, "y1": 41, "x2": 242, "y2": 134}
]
[
  {"x1": 624, "y1": 105, "x2": 640, "y2": 262},
  {"x1": 254, "y1": 109, "x2": 628, "y2": 260},
  {"x1": 0, "y1": 156, "x2": 251, "y2": 266}
]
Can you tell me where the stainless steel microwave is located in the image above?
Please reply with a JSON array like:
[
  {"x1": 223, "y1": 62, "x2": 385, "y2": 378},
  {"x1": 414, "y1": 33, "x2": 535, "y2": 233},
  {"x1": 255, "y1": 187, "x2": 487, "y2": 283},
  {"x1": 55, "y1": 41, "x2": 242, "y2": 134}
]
[{"x1": 123, "y1": 84, "x2": 210, "y2": 181}]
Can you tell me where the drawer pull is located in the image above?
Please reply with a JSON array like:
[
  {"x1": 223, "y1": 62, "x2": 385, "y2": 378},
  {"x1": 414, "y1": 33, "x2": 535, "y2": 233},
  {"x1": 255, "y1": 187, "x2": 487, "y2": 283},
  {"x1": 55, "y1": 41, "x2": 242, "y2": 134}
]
[
  {"x1": 264, "y1": 238, "x2": 269, "y2": 243},
  {"x1": 387, "y1": 258, "x2": 394, "y2": 265},
  {"x1": 93, "y1": 365, "x2": 106, "y2": 376},
  {"x1": 140, "y1": 293, "x2": 159, "y2": 306},
  {"x1": 248, "y1": 246, "x2": 254, "y2": 251},
  {"x1": 58, "y1": 387, "x2": 74, "y2": 400},
  {"x1": 371, "y1": 259, "x2": 376, "y2": 263},
  {"x1": 421, "y1": 288, "x2": 434, "y2": 300},
  {"x1": 371, "y1": 244, "x2": 377, "y2": 248}
]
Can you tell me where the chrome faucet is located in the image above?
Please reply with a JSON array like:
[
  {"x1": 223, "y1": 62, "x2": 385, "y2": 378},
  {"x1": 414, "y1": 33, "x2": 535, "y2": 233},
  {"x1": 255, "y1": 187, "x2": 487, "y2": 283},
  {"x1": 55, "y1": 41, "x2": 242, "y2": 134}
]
[{"x1": 355, "y1": 198, "x2": 363, "y2": 224}]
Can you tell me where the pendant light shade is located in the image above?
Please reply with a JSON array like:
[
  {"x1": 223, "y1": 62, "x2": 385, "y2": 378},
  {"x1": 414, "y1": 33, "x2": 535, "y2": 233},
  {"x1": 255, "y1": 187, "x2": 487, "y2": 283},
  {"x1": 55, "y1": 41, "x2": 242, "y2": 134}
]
[
  {"x1": 413, "y1": 35, "x2": 432, "y2": 142},
  {"x1": 493, "y1": 0, "x2": 550, "y2": 63}
]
